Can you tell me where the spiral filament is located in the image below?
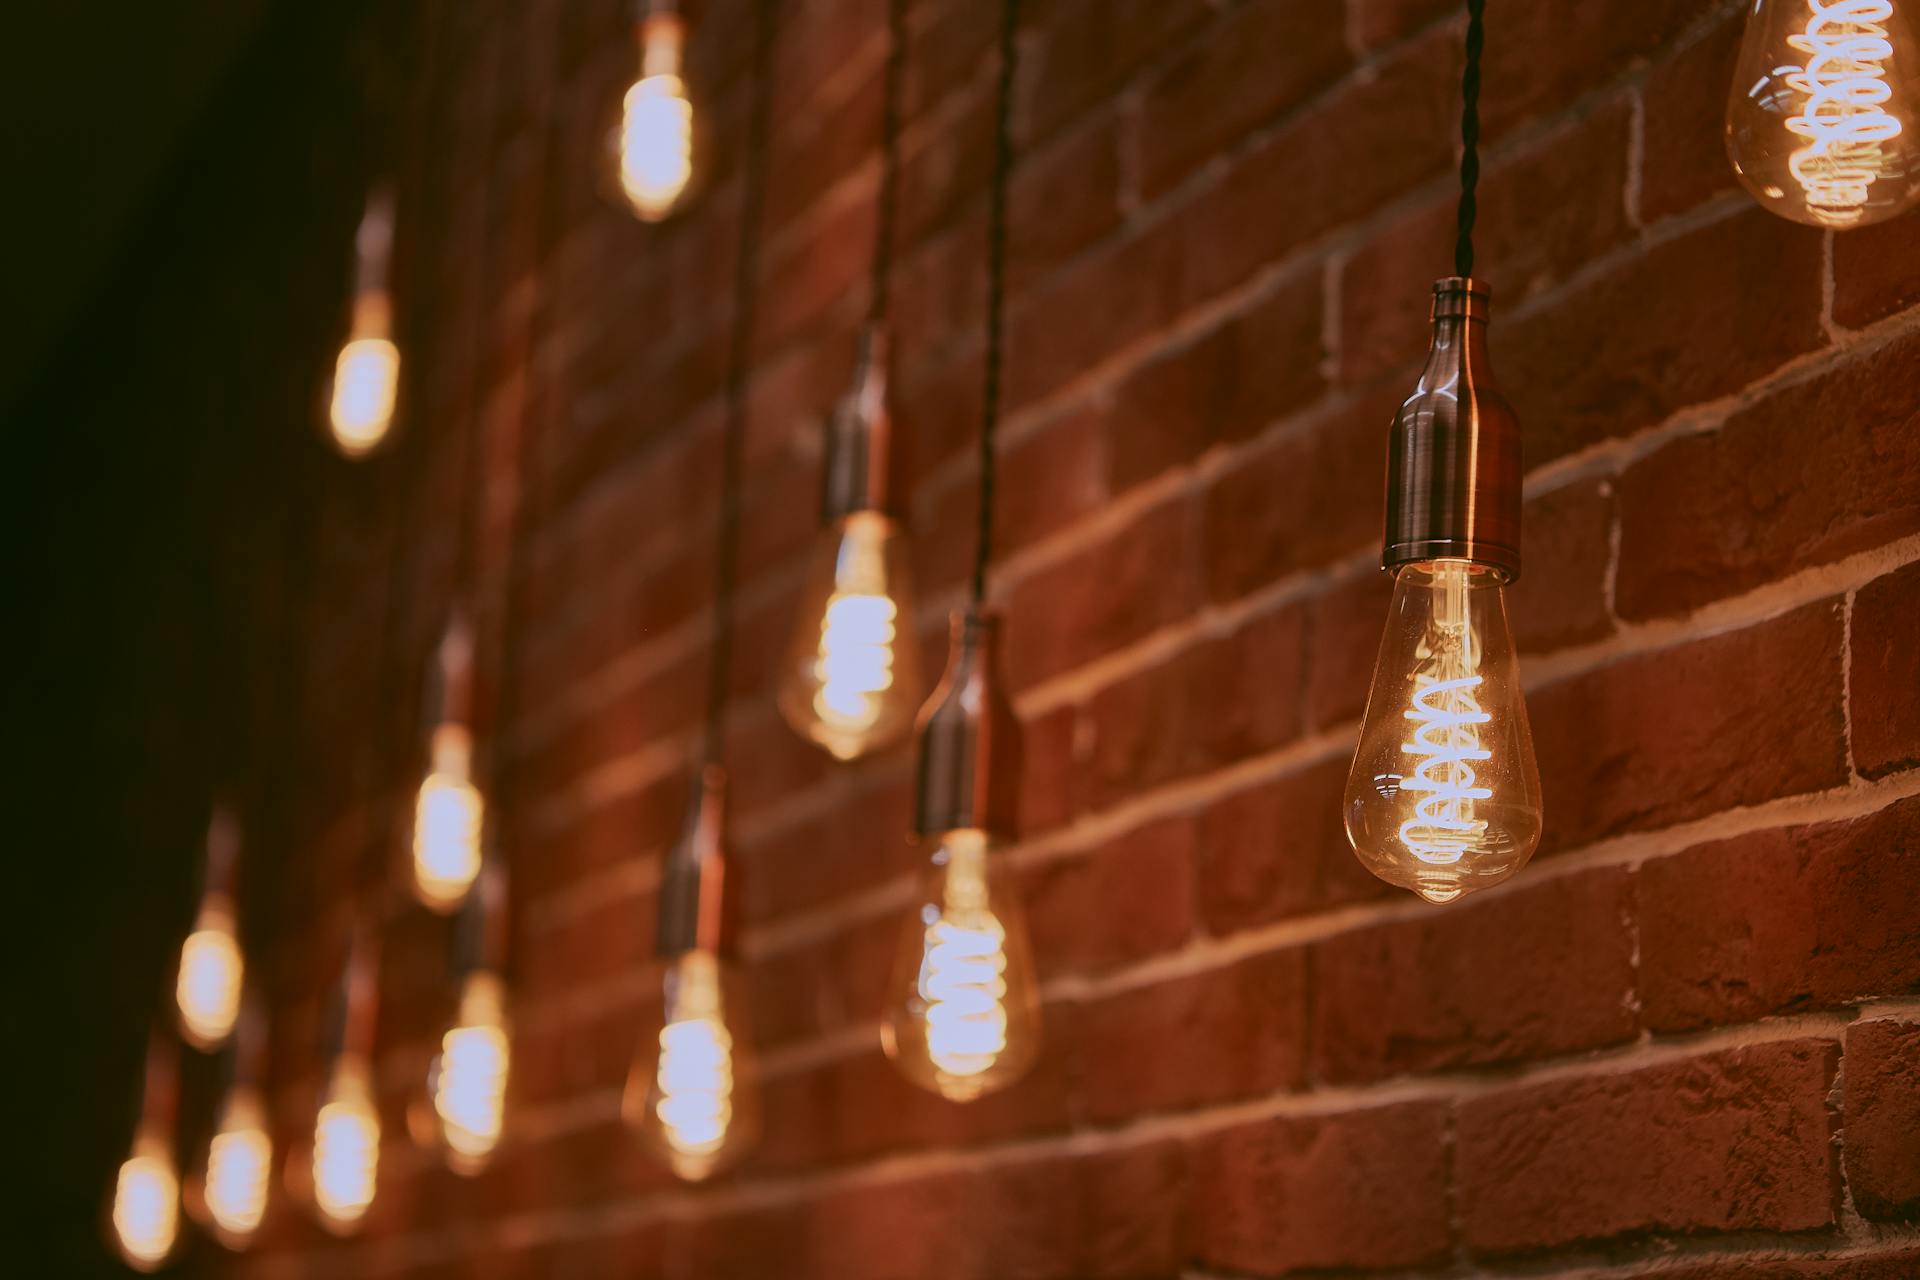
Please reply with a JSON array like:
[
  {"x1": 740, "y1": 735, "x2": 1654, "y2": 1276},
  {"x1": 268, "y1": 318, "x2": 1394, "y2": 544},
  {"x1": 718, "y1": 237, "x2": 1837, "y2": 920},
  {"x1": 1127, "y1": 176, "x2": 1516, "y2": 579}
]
[
  {"x1": 176, "y1": 900, "x2": 244, "y2": 1049},
  {"x1": 1786, "y1": 0, "x2": 1905, "y2": 223},
  {"x1": 204, "y1": 1089, "x2": 271, "y2": 1242},
  {"x1": 312, "y1": 1061, "x2": 379, "y2": 1231},
  {"x1": 813, "y1": 590, "x2": 899, "y2": 734},
  {"x1": 1396, "y1": 562, "x2": 1493, "y2": 867},
  {"x1": 653, "y1": 953, "x2": 735, "y2": 1165},
  {"x1": 433, "y1": 974, "x2": 510, "y2": 1170},
  {"x1": 914, "y1": 834, "x2": 1011, "y2": 1081},
  {"x1": 111, "y1": 1138, "x2": 178, "y2": 1271},
  {"x1": 619, "y1": 73, "x2": 693, "y2": 220},
  {"x1": 413, "y1": 725, "x2": 483, "y2": 912},
  {"x1": 329, "y1": 336, "x2": 400, "y2": 454}
]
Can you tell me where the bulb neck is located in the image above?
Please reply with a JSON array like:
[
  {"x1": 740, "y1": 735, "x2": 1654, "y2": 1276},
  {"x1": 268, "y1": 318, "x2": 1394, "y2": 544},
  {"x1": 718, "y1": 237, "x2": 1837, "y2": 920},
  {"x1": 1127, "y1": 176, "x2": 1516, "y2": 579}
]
[
  {"x1": 451, "y1": 856, "x2": 510, "y2": 977},
  {"x1": 640, "y1": 11, "x2": 685, "y2": 79},
  {"x1": 655, "y1": 765, "x2": 735, "y2": 958},
  {"x1": 913, "y1": 608, "x2": 1022, "y2": 839},
  {"x1": 821, "y1": 323, "x2": 897, "y2": 521},
  {"x1": 1382, "y1": 276, "x2": 1522, "y2": 582}
]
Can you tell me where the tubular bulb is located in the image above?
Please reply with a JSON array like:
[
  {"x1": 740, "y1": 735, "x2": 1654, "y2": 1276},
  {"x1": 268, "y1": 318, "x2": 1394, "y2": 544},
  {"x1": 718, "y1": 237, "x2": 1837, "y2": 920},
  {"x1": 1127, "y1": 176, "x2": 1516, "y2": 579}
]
[
  {"x1": 413, "y1": 723, "x2": 484, "y2": 913},
  {"x1": 614, "y1": 14, "x2": 694, "y2": 221},
  {"x1": 312, "y1": 1056, "x2": 380, "y2": 1233},
  {"x1": 431, "y1": 972, "x2": 510, "y2": 1173},
  {"x1": 883, "y1": 829, "x2": 1040, "y2": 1101},
  {"x1": 624, "y1": 951, "x2": 758, "y2": 1182},
  {"x1": 111, "y1": 1134, "x2": 179, "y2": 1272},
  {"x1": 1343, "y1": 560, "x2": 1542, "y2": 904},
  {"x1": 177, "y1": 895, "x2": 244, "y2": 1050},
  {"x1": 777, "y1": 511, "x2": 925, "y2": 760},
  {"x1": 202, "y1": 1086, "x2": 271, "y2": 1246},
  {"x1": 1728, "y1": 0, "x2": 1920, "y2": 227}
]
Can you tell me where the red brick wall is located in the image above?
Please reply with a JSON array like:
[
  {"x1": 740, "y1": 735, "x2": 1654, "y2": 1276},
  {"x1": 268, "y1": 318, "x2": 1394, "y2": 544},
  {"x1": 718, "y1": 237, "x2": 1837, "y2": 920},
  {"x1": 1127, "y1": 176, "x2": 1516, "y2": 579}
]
[{"x1": 217, "y1": 0, "x2": 1920, "y2": 1276}]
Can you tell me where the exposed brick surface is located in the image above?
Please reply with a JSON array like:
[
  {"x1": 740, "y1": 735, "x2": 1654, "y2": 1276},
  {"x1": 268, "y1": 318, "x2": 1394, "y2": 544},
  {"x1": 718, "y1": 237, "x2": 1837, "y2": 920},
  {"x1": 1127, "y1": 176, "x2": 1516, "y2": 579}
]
[
  {"x1": 1844, "y1": 1019, "x2": 1920, "y2": 1221},
  {"x1": 1850, "y1": 560, "x2": 1920, "y2": 779}
]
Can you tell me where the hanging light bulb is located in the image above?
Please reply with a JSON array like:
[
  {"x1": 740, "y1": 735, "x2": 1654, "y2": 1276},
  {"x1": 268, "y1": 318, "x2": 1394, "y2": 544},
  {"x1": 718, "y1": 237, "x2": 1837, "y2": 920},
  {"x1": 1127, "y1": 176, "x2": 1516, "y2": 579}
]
[
  {"x1": 328, "y1": 187, "x2": 401, "y2": 455},
  {"x1": 177, "y1": 807, "x2": 245, "y2": 1050},
  {"x1": 778, "y1": 328, "x2": 926, "y2": 759},
  {"x1": 1728, "y1": 0, "x2": 1920, "y2": 227},
  {"x1": 610, "y1": 5, "x2": 695, "y2": 221},
  {"x1": 624, "y1": 768, "x2": 759, "y2": 1181},
  {"x1": 413, "y1": 618, "x2": 484, "y2": 913},
  {"x1": 200, "y1": 1084, "x2": 272, "y2": 1246},
  {"x1": 430, "y1": 972, "x2": 510, "y2": 1173},
  {"x1": 111, "y1": 1134, "x2": 180, "y2": 1273},
  {"x1": 1343, "y1": 279, "x2": 1543, "y2": 904},
  {"x1": 312, "y1": 1053, "x2": 379, "y2": 1232},
  {"x1": 885, "y1": 610, "x2": 1040, "y2": 1100}
]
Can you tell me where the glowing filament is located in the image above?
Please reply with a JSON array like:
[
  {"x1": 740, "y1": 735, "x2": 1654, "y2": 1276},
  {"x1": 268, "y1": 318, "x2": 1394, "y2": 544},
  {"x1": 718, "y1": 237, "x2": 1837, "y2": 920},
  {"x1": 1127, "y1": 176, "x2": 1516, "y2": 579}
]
[
  {"x1": 313, "y1": 1062, "x2": 379, "y2": 1231},
  {"x1": 329, "y1": 335, "x2": 400, "y2": 455},
  {"x1": 434, "y1": 975, "x2": 509, "y2": 1170},
  {"x1": 1786, "y1": 0, "x2": 1904, "y2": 222},
  {"x1": 619, "y1": 75, "x2": 693, "y2": 220},
  {"x1": 914, "y1": 839, "x2": 1010, "y2": 1080},
  {"x1": 1396, "y1": 564, "x2": 1493, "y2": 866},
  {"x1": 204, "y1": 1090, "x2": 270, "y2": 1242},
  {"x1": 813, "y1": 592, "x2": 898, "y2": 731},
  {"x1": 112, "y1": 1139, "x2": 178, "y2": 1271},
  {"x1": 176, "y1": 901, "x2": 243, "y2": 1050},
  {"x1": 654, "y1": 954, "x2": 735, "y2": 1160},
  {"x1": 413, "y1": 726, "x2": 483, "y2": 912}
]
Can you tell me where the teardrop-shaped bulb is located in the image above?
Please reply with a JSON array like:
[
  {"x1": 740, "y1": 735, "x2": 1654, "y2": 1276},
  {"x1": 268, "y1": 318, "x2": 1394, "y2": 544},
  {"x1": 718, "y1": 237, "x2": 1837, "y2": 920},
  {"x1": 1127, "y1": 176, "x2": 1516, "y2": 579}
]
[
  {"x1": 413, "y1": 723, "x2": 484, "y2": 913},
  {"x1": 312, "y1": 1055, "x2": 380, "y2": 1233},
  {"x1": 202, "y1": 1085, "x2": 271, "y2": 1246},
  {"x1": 609, "y1": 13, "x2": 694, "y2": 221},
  {"x1": 882, "y1": 828, "x2": 1041, "y2": 1101},
  {"x1": 110, "y1": 1133, "x2": 179, "y2": 1272},
  {"x1": 623, "y1": 951, "x2": 760, "y2": 1181},
  {"x1": 177, "y1": 894, "x2": 244, "y2": 1050},
  {"x1": 430, "y1": 971, "x2": 511, "y2": 1174},
  {"x1": 1344, "y1": 560, "x2": 1543, "y2": 904},
  {"x1": 1727, "y1": 0, "x2": 1920, "y2": 227},
  {"x1": 777, "y1": 512, "x2": 926, "y2": 760}
]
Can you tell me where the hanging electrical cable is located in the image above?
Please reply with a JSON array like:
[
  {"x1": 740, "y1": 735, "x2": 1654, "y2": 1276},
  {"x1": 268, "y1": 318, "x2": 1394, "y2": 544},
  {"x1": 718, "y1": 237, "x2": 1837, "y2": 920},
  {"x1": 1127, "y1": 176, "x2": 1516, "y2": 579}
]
[
  {"x1": 622, "y1": 0, "x2": 776, "y2": 1184},
  {"x1": 881, "y1": 0, "x2": 1041, "y2": 1104},
  {"x1": 1341, "y1": 0, "x2": 1544, "y2": 906}
]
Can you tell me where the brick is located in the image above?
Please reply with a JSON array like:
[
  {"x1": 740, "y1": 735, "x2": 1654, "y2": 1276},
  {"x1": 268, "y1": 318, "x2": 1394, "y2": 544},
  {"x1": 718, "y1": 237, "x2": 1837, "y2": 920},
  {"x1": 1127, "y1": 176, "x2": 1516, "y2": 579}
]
[
  {"x1": 1187, "y1": 1102, "x2": 1450, "y2": 1273},
  {"x1": 1509, "y1": 476, "x2": 1615, "y2": 653},
  {"x1": 1640, "y1": 795, "x2": 1920, "y2": 1031},
  {"x1": 1845, "y1": 1019, "x2": 1920, "y2": 1220},
  {"x1": 1457, "y1": 1040, "x2": 1840, "y2": 1254},
  {"x1": 1350, "y1": 0, "x2": 1455, "y2": 49},
  {"x1": 1077, "y1": 947, "x2": 1308, "y2": 1123},
  {"x1": 805, "y1": 1158, "x2": 1079, "y2": 1280},
  {"x1": 1632, "y1": 1251, "x2": 1920, "y2": 1280},
  {"x1": 1833, "y1": 211, "x2": 1920, "y2": 329},
  {"x1": 1530, "y1": 600, "x2": 1848, "y2": 855},
  {"x1": 1480, "y1": 0, "x2": 1716, "y2": 138},
  {"x1": 1025, "y1": 816, "x2": 1197, "y2": 980},
  {"x1": 1616, "y1": 330, "x2": 1920, "y2": 621},
  {"x1": 1851, "y1": 561, "x2": 1920, "y2": 779},
  {"x1": 1303, "y1": 568, "x2": 1395, "y2": 732},
  {"x1": 1019, "y1": 705, "x2": 1082, "y2": 836},
  {"x1": 1639, "y1": 5, "x2": 1743, "y2": 222},
  {"x1": 1010, "y1": 110, "x2": 1124, "y2": 287},
  {"x1": 1313, "y1": 867, "x2": 1638, "y2": 1083},
  {"x1": 1074, "y1": 1141, "x2": 1188, "y2": 1278},
  {"x1": 1020, "y1": 0, "x2": 1212, "y2": 146},
  {"x1": 1134, "y1": 0, "x2": 1351, "y2": 198},
  {"x1": 1507, "y1": 207, "x2": 1827, "y2": 467}
]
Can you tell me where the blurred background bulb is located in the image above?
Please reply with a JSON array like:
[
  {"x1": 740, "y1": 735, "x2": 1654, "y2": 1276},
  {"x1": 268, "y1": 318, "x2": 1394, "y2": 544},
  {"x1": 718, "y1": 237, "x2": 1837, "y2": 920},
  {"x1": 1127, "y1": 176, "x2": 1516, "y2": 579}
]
[
  {"x1": 614, "y1": 14, "x2": 693, "y2": 221},
  {"x1": 413, "y1": 723, "x2": 483, "y2": 912},
  {"x1": 883, "y1": 829, "x2": 1040, "y2": 1101},
  {"x1": 431, "y1": 972, "x2": 510, "y2": 1173},
  {"x1": 177, "y1": 895, "x2": 243, "y2": 1050},
  {"x1": 625, "y1": 950, "x2": 757, "y2": 1181},
  {"x1": 312, "y1": 1056, "x2": 379, "y2": 1233},
  {"x1": 329, "y1": 191, "x2": 399, "y2": 454},
  {"x1": 778, "y1": 511, "x2": 925, "y2": 760},
  {"x1": 111, "y1": 1134, "x2": 179, "y2": 1272},
  {"x1": 1728, "y1": 0, "x2": 1920, "y2": 227},
  {"x1": 203, "y1": 1085, "x2": 271, "y2": 1245},
  {"x1": 1343, "y1": 560, "x2": 1542, "y2": 904}
]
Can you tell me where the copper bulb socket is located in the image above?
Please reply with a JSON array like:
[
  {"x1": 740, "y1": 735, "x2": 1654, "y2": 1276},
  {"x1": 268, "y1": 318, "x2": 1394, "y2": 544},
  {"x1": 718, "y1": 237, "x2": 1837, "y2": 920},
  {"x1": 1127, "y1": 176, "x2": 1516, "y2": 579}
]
[
  {"x1": 821, "y1": 323, "x2": 897, "y2": 522},
  {"x1": 913, "y1": 607, "x2": 1022, "y2": 839},
  {"x1": 654, "y1": 764, "x2": 735, "y2": 958}
]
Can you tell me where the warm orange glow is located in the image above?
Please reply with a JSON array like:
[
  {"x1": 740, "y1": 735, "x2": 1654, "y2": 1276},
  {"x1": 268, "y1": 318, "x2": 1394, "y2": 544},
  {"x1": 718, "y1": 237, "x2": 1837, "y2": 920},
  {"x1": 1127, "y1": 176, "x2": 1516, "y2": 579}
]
[
  {"x1": 312, "y1": 1057, "x2": 379, "y2": 1233},
  {"x1": 433, "y1": 973, "x2": 509, "y2": 1173},
  {"x1": 328, "y1": 331, "x2": 399, "y2": 456},
  {"x1": 627, "y1": 951, "x2": 758, "y2": 1181},
  {"x1": 111, "y1": 1136, "x2": 179, "y2": 1272},
  {"x1": 619, "y1": 74, "x2": 693, "y2": 220},
  {"x1": 412, "y1": 724, "x2": 484, "y2": 913},
  {"x1": 176, "y1": 897, "x2": 243, "y2": 1050},
  {"x1": 204, "y1": 1087, "x2": 271, "y2": 1245}
]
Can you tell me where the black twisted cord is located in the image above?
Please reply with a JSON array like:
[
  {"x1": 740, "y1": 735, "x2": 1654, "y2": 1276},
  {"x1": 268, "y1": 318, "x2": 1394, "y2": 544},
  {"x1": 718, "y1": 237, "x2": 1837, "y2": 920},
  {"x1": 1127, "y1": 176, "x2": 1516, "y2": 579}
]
[
  {"x1": 971, "y1": 0, "x2": 1020, "y2": 607},
  {"x1": 1454, "y1": 0, "x2": 1485, "y2": 278},
  {"x1": 868, "y1": 0, "x2": 908, "y2": 326},
  {"x1": 702, "y1": 0, "x2": 776, "y2": 767}
]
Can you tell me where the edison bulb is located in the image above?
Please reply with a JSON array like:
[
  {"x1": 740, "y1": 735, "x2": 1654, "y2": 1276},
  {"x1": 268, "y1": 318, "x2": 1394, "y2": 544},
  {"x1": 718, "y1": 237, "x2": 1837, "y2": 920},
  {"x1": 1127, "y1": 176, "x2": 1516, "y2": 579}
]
[
  {"x1": 1728, "y1": 0, "x2": 1920, "y2": 227},
  {"x1": 111, "y1": 1135, "x2": 179, "y2": 1272},
  {"x1": 312, "y1": 1056, "x2": 379, "y2": 1233},
  {"x1": 613, "y1": 16, "x2": 693, "y2": 221},
  {"x1": 431, "y1": 972, "x2": 510, "y2": 1173},
  {"x1": 177, "y1": 895, "x2": 244, "y2": 1050},
  {"x1": 203, "y1": 1085, "x2": 271, "y2": 1245},
  {"x1": 413, "y1": 723, "x2": 484, "y2": 913},
  {"x1": 329, "y1": 334, "x2": 400, "y2": 455},
  {"x1": 777, "y1": 511, "x2": 926, "y2": 760},
  {"x1": 883, "y1": 829, "x2": 1040, "y2": 1101},
  {"x1": 624, "y1": 951, "x2": 758, "y2": 1181},
  {"x1": 1343, "y1": 560, "x2": 1542, "y2": 904}
]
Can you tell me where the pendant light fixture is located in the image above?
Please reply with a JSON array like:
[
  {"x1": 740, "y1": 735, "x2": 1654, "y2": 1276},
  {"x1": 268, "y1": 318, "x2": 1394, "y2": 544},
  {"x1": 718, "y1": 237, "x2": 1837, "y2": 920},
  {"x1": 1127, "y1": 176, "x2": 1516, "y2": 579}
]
[
  {"x1": 189, "y1": 990, "x2": 272, "y2": 1249},
  {"x1": 621, "y1": 0, "x2": 774, "y2": 1184},
  {"x1": 176, "y1": 805, "x2": 245, "y2": 1051},
  {"x1": 427, "y1": 858, "x2": 512, "y2": 1173},
  {"x1": 881, "y1": 0, "x2": 1041, "y2": 1104},
  {"x1": 108, "y1": 1025, "x2": 181, "y2": 1273},
  {"x1": 328, "y1": 186, "x2": 402, "y2": 456},
  {"x1": 777, "y1": 0, "x2": 926, "y2": 761},
  {"x1": 411, "y1": 616, "x2": 484, "y2": 912},
  {"x1": 1728, "y1": 0, "x2": 1920, "y2": 227},
  {"x1": 309, "y1": 924, "x2": 382, "y2": 1234},
  {"x1": 1342, "y1": 0, "x2": 1543, "y2": 905},
  {"x1": 610, "y1": 0, "x2": 696, "y2": 221}
]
